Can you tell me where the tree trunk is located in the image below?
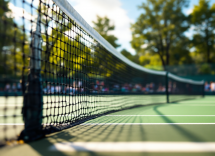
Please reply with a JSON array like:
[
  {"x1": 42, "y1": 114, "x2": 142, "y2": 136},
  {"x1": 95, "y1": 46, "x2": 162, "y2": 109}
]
[
  {"x1": 206, "y1": 45, "x2": 210, "y2": 63},
  {"x1": 166, "y1": 49, "x2": 169, "y2": 66},
  {"x1": 157, "y1": 52, "x2": 166, "y2": 70},
  {"x1": 205, "y1": 28, "x2": 211, "y2": 63}
]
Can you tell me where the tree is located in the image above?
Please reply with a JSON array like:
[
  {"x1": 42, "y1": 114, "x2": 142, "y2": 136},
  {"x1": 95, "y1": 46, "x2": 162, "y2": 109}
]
[
  {"x1": 92, "y1": 15, "x2": 120, "y2": 48},
  {"x1": 120, "y1": 49, "x2": 139, "y2": 64},
  {"x1": 0, "y1": 0, "x2": 29, "y2": 77},
  {"x1": 139, "y1": 53, "x2": 163, "y2": 70},
  {"x1": 39, "y1": 1, "x2": 74, "y2": 76},
  {"x1": 190, "y1": 0, "x2": 215, "y2": 63},
  {"x1": 131, "y1": 0, "x2": 190, "y2": 69},
  {"x1": 0, "y1": 0, "x2": 14, "y2": 75},
  {"x1": 0, "y1": 0, "x2": 13, "y2": 50},
  {"x1": 169, "y1": 37, "x2": 193, "y2": 65},
  {"x1": 39, "y1": 2, "x2": 114, "y2": 79}
]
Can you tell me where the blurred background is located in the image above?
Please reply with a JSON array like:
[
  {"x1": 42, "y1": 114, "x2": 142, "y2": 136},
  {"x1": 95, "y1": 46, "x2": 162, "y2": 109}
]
[
  {"x1": 69, "y1": 0, "x2": 215, "y2": 94},
  {"x1": 0, "y1": 0, "x2": 214, "y2": 153}
]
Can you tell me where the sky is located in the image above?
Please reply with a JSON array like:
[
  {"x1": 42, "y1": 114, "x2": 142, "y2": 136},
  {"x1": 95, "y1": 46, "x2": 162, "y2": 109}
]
[
  {"x1": 68, "y1": 0, "x2": 215, "y2": 55},
  {"x1": 8, "y1": 0, "x2": 215, "y2": 55}
]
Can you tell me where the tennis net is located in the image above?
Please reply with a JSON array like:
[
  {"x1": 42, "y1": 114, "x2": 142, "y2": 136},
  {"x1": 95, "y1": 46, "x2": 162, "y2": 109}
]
[{"x1": 0, "y1": 0, "x2": 204, "y2": 145}]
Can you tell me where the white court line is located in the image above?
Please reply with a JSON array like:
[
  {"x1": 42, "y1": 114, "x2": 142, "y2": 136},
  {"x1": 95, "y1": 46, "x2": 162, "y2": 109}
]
[
  {"x1": 177, "y1": 101, "x2": 215, "y2": 102},
  {"x1": 105, "y1": 115, "x2": 215, "y2": 117},
  {"x1": 1, "y1": 114, "x2": 215, "y2": 117},
  {"x1": 0, "y1": 123, "x2": 69, "y2": 126},
  {"x1": 0, "y1": 114, "x2": 97, "y2": 117},
  {"x1": 81, "y1": 123, "x2": 215, "y2": 125},
  {"x1": 0, "y1": 103, "x2": 215, "y2": 108},
  {"x1": 0, "y1": 115, "x2": 22, "y2": 117},
  {"x1": 0, "y1": 105, "x2": 23, "y2": 107},
  {"x1": 164, "y1": 105, "x2": 215, "y2": 106},
  {"x1": 0, "y1": 123, "x2": 72, "y2": 126},
  {"x1": 2, "y1": 123, "x2": 215, "y2": 126},
  {"x1": 179, "y1": 102, "x2": 215, "y2": 103},
  {"x1": 173, "y1": 104, "x2": 215, "y2": 105},
  {"x1": 49, "y1": 142, "x2": 215, "y2": 152},
  {"x1": 169, "y1": 103, "x2": 215, "y2": 105},
  {"x1": 0, "y1": 123, "x2": 24, "y2": 125}
]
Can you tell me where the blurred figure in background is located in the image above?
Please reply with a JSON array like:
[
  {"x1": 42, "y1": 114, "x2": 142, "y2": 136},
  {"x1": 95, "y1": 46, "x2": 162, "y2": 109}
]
[
  {"x1": 205, "y1": 81, "x2": 210, "y2": 91},
  {"x1": 12, "y1": 83, "x2": 17, "y2": 92},
  {"x1": 5, "y1": 83, "x2": 11, "y2": 92},
  {"x1": 211, "y1": 81, "x2": 215, "y2": 92},
  {"x1": 17, "y1": 82, "x2": 22, "y2": 92}
]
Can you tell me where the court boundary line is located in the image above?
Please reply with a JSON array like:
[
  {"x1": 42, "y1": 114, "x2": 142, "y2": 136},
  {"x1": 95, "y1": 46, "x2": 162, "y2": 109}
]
[
  {"x1": 105, "y1": 115, "x2": 215, "y2": 116},
  {"x1": 2, "y1": 115, "x2": 215, "y2": 117},
  {"x1": 50, "y1": 142, "x2": 215, "y2": 152},
  {"x1": 81, "y1": 123, "x2": 215, "y2": 125},
  {"x1": 2, "y1": 123, "x2": 215, "y2": 126}
]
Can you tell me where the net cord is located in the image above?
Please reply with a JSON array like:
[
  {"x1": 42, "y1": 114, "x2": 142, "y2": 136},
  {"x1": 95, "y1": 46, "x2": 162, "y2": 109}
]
[{"x1": 168, "y1": 73, "x2": 204, "y2": 85}]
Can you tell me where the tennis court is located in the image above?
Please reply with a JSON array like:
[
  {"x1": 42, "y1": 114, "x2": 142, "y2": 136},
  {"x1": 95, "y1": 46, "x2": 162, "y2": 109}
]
[
  {"x1": 1, "y1": 96, "x2": 215, "y2": 156},
  {"x1": 0, "y1": 0, "x2": 214, "y2": 155}
]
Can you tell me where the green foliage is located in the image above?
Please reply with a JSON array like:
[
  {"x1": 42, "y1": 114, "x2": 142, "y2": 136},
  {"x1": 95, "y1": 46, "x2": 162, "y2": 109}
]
[
  {"x1": 199, "y1": 63, "x2": 212, "y2": 74},
  {"x1": 169, "y1": 37, "x2": 193, "y2": 65},
  {"x1": 120, "y1": 49, "x2": 139, "y2": 64},
  {"x1": 39, "y1": 3, "x2": 120, "y2": 78},
  {"x1": 131, "y1": 0, "x2": 190, "y2": 69},
  {"x1": 40, "y1": 1, "x2": 82, "y2": 77},
  {"x1": 139, "y1": 53, "x2": 162, "y2": 66},
  {"x1": 0, "y1": 0, "x2": 29, "y2": 77},
  {"x1": 190, "y1": 0, "x2": 215, "y2": 63},
  {"x1": 93, "y1": 15, "x2": 120, "y2": 48},
  {"x1": 120, "y1": 49, "x2": 164, "y2": 70},
  {"x1": 0, "y1": 0, "x2": 13, "y2": 51},
  {"x1": 166, "y1": 63, "x2": 215, "y2": 76}
]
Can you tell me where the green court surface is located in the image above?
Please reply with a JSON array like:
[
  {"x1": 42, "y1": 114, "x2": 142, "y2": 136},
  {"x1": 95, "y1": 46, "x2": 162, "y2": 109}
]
[{"x1": 1, "y1": 96, "x2": 215, "y2": 156}]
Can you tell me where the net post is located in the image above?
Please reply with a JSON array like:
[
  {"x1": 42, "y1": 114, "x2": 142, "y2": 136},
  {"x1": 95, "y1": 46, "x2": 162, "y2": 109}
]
[
  {"x1": 166, "y1": 72, "x2": 169, "y2": 103},
  {"x1": 19, "y1": 14, "x2": 44, "y2": 142}
]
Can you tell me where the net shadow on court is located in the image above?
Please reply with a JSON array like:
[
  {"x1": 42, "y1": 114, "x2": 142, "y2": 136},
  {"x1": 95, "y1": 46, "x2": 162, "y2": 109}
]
[{"x1": 23, "y1": 102, "x2": 215, "y2": 156}]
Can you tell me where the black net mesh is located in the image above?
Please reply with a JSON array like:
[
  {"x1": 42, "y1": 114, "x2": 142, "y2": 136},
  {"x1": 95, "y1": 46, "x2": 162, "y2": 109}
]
[{"x1": 0, "y1": 0, "x2": 204, "y2": 144}]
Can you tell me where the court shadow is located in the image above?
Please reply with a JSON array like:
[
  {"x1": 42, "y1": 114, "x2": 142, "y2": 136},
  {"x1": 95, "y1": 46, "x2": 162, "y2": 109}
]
[
  {"x1": 27, "y1": 120, "x2": 149, "y2": 156},
  {"x1": 25, "y1": 103, "x2": 159, "y2": 156},
  {"x1": 14, "y1": 100, "x2": 215, "y2": 156},
  {"x1": 153, "y1": 105, "x2": 206, "y2": 142}
]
